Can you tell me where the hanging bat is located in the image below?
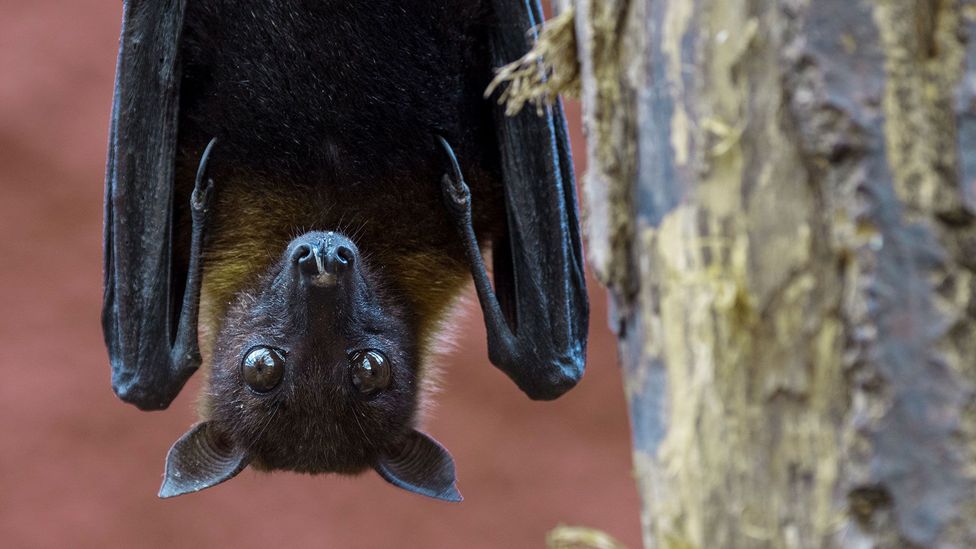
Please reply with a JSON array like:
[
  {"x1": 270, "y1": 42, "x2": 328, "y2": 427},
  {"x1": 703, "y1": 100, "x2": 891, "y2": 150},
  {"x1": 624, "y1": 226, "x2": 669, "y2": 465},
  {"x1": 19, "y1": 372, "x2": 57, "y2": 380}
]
[{"x1": 102, "y1": 0, "x2": 587, "y2": 502}]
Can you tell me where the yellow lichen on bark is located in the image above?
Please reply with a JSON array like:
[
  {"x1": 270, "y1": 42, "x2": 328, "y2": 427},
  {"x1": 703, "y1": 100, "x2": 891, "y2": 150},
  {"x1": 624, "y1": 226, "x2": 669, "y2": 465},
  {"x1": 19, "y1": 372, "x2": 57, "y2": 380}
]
[
  {"x1": 486, "y1": 7, "x2": 581, "y2": 115},
  {"x1": 575, "y1": 0, "x2": 642, "y2": 295},
  {"x1": 872, "y1": 1, "x2": 976, "y2": 542},
  {"x1": 873, "y1": 0, "x2": 967, "y2": 220},
  {"x1": 574, "y1": 0, "x2": 976, "y2": 545},
  {"x1": 628, "y1": 0, "x2": 851, "y2": 546}
]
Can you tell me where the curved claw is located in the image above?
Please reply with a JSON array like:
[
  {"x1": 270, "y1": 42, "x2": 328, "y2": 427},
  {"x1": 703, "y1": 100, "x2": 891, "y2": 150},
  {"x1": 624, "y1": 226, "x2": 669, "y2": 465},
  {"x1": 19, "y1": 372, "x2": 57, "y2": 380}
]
[
  {"x1": 436, "y1": 135, "x2": 463, "y2": 185},
  {"x1": 191, "y1": 138, "x2": 218, "y2": 213},
  {"x1": 436, "y1": 136, "x2": 471, "y2": 218}
]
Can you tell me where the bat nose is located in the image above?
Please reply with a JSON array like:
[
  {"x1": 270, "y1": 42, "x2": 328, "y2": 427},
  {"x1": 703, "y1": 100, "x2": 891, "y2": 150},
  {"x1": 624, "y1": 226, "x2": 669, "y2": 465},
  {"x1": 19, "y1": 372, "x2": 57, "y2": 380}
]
[{"x1": 292, "y1": 239, "x2": 356, "y2": 278}]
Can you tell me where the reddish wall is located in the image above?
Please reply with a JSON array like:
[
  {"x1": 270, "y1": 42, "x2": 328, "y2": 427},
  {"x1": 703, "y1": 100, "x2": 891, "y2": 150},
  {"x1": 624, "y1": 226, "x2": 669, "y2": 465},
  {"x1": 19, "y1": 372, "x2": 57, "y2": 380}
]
[{"x1": 0, "y1": 3, "x2": 641, "y2": 547}]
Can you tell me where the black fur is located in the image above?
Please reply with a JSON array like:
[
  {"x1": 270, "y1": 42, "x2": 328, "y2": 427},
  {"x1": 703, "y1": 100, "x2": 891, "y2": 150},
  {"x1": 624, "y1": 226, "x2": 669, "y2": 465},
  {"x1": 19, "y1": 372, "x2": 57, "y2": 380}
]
[{"x1": 179, "y1": 0, "x2": 494, "y2": 182}]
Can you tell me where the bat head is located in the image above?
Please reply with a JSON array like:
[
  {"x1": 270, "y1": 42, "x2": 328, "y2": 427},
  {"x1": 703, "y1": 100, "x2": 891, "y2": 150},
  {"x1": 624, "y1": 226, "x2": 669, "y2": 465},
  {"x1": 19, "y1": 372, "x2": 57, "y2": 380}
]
[{"x1": 160, "y1": 230, "x2": 460, "y2": 502}]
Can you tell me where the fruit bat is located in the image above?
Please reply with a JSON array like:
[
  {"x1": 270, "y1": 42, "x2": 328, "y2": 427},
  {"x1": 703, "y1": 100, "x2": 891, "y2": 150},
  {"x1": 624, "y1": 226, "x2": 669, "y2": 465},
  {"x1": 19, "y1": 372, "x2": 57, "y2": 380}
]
[{"x1": 102, "y1": 0, "x2": 588, "y2": 502}]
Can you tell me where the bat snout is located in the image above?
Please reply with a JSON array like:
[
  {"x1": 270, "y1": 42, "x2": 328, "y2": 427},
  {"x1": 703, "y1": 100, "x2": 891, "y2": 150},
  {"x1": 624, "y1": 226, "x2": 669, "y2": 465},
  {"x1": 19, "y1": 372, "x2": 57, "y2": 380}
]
[{"x1": 290, "y1": 233, "x2": 358, "y2": 287}]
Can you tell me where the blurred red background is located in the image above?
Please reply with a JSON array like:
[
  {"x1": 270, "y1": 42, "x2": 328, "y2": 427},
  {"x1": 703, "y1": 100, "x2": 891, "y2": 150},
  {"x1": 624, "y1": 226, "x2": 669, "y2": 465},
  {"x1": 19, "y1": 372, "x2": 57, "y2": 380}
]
[{"x1": 0, "y1": 2, "x2": 641, "y2": 547}]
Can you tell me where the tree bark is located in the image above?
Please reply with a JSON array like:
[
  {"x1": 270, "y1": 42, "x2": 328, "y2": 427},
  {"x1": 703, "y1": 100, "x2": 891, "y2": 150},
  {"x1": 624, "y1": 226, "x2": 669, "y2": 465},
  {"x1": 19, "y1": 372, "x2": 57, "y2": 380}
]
[{"x1": 573, "y1": 0, "x2": 976, "y2": 546}]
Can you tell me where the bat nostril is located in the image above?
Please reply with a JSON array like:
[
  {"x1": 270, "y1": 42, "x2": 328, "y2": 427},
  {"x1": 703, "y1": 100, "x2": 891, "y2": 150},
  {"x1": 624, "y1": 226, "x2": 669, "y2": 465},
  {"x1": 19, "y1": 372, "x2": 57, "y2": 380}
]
[
  {"x1": 293, "y1": 244, "x2": 319, "y2": 276},
  {"x1": 321, "y1": 244, "x2": 353, "y2": 274},
  {"x1": 334, "y1": 245, "x2": 355, "y2": 269},
  {"x1": 292, "y1": 243, "x2": 313, "y2": 263}
]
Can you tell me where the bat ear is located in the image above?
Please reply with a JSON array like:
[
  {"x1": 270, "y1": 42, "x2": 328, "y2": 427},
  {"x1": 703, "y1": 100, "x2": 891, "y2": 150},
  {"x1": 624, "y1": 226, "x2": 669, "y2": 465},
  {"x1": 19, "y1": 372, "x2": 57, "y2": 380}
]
[
  {"x1": 158, "y1": 421, "x2": 251, "y2": 498},
  {"x1": 373, "y1": 430, "x2": 462, "y2": 502}
]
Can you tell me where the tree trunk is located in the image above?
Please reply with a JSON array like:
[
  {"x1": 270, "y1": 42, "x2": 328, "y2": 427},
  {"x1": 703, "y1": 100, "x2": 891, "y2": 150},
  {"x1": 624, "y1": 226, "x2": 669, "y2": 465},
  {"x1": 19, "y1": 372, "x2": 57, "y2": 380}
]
[{"x1": 574, "y1": 0, "x2": 976, "y2": 546}]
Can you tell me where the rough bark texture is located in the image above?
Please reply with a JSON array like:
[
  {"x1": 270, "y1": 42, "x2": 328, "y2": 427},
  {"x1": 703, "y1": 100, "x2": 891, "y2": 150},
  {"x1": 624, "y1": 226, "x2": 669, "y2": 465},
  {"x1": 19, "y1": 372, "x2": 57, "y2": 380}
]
[{"x1": 575, "y1": 0, "x2": 976, "y2": 546}]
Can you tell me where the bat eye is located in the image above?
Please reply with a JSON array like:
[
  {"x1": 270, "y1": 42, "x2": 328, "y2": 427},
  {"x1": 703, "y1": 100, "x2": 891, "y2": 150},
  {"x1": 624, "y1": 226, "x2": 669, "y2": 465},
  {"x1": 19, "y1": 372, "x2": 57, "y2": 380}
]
[
  {"x1": 241, "y1": 346, "x2": 286, "y2": 393},
  {"x1": 349, "y1": 350, "x2": 391, "y2": 395}
]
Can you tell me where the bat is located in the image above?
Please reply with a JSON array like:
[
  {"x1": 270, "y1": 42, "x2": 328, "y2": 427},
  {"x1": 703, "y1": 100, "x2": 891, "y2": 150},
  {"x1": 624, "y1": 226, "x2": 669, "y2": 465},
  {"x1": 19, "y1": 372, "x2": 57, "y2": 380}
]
[{"x1": 102, "y1": 0, "x2": 588, "y2": 502}]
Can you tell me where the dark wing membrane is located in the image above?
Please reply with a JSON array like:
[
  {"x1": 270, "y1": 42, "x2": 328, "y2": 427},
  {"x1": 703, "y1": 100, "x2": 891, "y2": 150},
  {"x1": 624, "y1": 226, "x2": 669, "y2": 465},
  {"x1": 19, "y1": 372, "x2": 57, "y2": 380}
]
[
  {"x1": 487, "y1": 0, "x2": 589, "y2": 395},
  {"x1": 102, "y1": 0, "x2": 194, "y2": 410}
]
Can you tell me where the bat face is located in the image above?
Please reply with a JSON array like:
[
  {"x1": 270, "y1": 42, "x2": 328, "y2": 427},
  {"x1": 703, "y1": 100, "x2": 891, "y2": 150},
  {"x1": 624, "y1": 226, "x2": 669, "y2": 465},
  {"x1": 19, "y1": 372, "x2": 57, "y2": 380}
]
[
  {"x1": 159, "y1": 231, "x2": 461, "y2": 500},
  {"x1": 208, "y1": 231, "x2": 416, "y2": 473}
]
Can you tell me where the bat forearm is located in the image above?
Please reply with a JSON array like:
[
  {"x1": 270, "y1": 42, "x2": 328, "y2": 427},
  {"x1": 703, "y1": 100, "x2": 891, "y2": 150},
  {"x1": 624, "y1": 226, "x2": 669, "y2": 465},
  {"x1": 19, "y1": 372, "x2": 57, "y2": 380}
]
[
  {"x1": 172, "y1": 139, "x2": 217, "y2": 367},
  {"x1": 438, "y1": 137, "x2": 580, "y2": 400}
]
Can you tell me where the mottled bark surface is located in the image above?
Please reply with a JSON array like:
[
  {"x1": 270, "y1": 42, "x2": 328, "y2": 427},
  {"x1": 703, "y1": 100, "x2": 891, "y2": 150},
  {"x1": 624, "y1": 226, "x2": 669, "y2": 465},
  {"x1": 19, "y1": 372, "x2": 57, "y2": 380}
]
[{"x1": 576, "y1": 0, "x2": 976, "y2": 546}]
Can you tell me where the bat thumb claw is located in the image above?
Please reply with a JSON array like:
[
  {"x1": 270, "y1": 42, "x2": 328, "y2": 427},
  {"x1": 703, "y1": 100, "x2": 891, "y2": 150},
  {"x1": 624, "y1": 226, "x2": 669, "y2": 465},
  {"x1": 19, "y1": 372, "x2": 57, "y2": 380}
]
[{"x1": 191, "y1": 137, "x2": 218, "y2": 212}]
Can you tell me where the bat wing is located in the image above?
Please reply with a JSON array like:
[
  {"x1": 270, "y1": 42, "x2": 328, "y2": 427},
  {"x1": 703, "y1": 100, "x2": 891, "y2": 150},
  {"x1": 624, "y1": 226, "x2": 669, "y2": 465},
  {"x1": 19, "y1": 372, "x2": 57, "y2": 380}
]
[
  {"x1": 440, "y1": 0, "x2": 587, "y2": 400},
  {"x1": 103, "y1": 1, "x2": 209, "y2": 410},
  {"x1": 487, "y1": 0, "x2": 588, "y2": 399}
]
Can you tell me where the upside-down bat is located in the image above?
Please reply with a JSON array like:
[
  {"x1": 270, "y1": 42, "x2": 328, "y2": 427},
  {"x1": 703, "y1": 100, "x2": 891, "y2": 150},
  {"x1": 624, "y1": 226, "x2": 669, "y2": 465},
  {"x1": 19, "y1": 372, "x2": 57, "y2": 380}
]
[{"x1": 102, "y1": 0, "x2": 588, "y2": 502}]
